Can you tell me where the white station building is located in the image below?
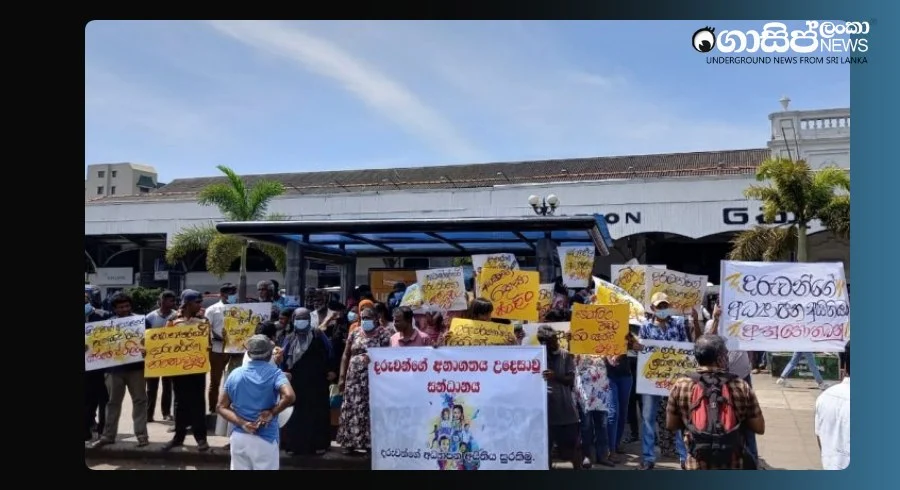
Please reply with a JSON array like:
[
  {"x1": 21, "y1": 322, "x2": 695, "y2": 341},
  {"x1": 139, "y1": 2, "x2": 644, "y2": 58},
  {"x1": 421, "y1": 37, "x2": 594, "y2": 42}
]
[{"x1": 84, "y1": 101, "x2": 850, "y2": 296}]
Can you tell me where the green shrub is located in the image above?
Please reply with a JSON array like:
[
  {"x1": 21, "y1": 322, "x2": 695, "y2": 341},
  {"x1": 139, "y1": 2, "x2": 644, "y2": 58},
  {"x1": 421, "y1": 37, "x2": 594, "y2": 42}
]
[{"x1": 126, "y1": 286, "x2": 163, "y2": 314}]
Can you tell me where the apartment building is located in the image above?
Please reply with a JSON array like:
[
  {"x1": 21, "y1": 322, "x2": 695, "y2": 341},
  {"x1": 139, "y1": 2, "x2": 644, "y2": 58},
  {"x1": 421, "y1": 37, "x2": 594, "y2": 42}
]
[{"x1": 85, "y1": 163, "x2": 162, "y2": 200}]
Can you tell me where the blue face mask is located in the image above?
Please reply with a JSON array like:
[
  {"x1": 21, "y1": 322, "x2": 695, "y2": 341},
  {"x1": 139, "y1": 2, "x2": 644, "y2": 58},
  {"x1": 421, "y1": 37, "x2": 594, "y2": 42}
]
[
  {"x1": 361, "y1": 319, "x2": 376, "y2": 332},
  {"x1": 84, "y1": 303, "x2": 93, "y2": 316},
  {"x1": 655, "y1": 309, "x2": 672, "y2": 320},
  {"x1": 227, "y1": 294, "x2": 238, "y2": 304},
  {"x1": 347, "y1": 312, "x2": 359, "y2": 323},
  {"x1": 294, "y1": 319, "x2": 311, "y2": 331}
]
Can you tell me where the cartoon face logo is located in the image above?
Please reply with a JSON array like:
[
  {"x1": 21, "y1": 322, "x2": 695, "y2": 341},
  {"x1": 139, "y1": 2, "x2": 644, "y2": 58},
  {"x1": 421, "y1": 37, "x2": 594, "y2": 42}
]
[{"x1": 692, "y1": 27, "x2": 716, "y2": 53}]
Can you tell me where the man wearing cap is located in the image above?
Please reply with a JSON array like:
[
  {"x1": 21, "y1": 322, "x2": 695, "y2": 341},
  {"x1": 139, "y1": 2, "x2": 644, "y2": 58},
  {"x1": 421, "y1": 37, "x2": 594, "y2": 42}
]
[
  {"x1": 636, "y1": 292, "x2": 690, "y2": 470},
  {"x1": 218, "y1": 335, "x2": 296, "y2": 470},
  {"x1": 204, "y1": 283, "x2": 244, "y2": 413},
  {"x1": 162, "y1": 289, "x2": 212, "y2": 452}
]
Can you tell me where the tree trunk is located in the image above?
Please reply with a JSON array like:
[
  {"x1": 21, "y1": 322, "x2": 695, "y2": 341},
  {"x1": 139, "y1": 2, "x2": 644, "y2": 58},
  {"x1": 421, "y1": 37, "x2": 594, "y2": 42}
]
[
  {"x1": 238, "y1": 242, "x2": 249, "y2": 302},
  {"x1": 796, "y1": 223, "x2": 809, "y2": 263}
]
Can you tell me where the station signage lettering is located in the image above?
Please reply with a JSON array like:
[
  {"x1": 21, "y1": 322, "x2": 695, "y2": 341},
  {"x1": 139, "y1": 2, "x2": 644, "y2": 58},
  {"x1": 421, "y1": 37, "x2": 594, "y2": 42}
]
[
  {"x1": 722, "y1": 207, "x2": 793, "y2": 226},
  {"x1": 602, "y1": 212, "x2": 642, "y2": 225}
]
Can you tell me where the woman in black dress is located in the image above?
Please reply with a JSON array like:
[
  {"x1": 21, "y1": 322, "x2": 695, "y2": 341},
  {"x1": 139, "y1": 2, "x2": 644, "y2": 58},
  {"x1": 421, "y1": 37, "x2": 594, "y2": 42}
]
[{"x1": 281, "y1": 307, "x2": 333, "y2": 455}]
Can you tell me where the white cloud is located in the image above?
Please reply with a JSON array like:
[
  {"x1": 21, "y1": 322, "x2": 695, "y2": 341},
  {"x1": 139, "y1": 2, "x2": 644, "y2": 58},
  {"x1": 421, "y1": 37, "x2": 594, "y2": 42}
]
[
  {"x1": 278, "y1": 21, "x2": 765, "y2": 158},
  {"x1": 205, "y1": 20, "x2": 484, "y2": 163}
]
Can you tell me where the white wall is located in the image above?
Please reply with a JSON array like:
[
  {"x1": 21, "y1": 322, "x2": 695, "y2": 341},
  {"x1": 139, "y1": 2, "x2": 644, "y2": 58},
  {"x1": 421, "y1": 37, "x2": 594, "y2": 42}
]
[{"x1": 88, "y1": 174, "x2": 828, "y2": 242}]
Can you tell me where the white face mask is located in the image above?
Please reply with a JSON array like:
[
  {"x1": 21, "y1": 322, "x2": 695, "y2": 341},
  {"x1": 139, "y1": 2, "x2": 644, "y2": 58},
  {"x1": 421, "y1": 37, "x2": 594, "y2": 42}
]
[
  {"x1": 361, "y1": 319, "x2": 376, "y2": 332},
  {"x1": 294, "y1": 320, "x2": 311, "y2": 331}
]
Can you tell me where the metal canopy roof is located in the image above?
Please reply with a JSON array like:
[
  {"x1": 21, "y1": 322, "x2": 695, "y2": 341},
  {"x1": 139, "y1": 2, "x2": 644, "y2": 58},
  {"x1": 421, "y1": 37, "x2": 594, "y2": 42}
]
[{"x1": 215, "y1": 215, "x2": 613, "y2": 259}]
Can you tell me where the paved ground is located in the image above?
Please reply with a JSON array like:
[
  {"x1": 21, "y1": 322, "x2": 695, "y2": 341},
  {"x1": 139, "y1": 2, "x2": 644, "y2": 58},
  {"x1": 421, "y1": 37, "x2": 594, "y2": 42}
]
[{"x1": 86, "y1": 372, "x2": 825, "y2": 470}]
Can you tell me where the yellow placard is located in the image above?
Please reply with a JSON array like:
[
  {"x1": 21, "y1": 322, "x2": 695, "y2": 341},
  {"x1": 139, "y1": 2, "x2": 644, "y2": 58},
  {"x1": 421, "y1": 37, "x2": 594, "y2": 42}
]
[
  {"x1": 537, "y1": 284, "x2": 554, "y2": 320},
  {"x1": 569, "y1": 303, "x2": 629, "y2": 356},
  {"x1": 612, "y1": 265, "x2": 647, "y2": 304},
  {"x1": 447, "y1": 318, "x2": 515, "y2": 346},
  {"x1": 478, "y1": 267, "x2": 540, "y2": 322},
  {"x1": 144, "y1": 325, "x2": 211, "y2": 377}
]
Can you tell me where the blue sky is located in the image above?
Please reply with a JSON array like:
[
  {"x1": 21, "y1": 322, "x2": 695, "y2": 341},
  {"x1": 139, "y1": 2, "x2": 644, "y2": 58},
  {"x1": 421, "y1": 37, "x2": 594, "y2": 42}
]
[{"x1": 85, "y1": 21, "x2": 850, "y2": 182}]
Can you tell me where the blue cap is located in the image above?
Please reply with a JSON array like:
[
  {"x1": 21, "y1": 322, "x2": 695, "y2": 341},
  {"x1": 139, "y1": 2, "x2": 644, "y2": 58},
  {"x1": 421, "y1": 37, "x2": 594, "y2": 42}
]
[{"x1": 181, "y1": 289, "x2": 202, "y2": 303}]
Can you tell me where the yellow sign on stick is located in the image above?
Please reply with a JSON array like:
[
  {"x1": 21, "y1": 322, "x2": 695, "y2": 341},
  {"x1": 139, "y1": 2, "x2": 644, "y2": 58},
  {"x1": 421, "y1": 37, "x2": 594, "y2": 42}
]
[
  {"x1": 447, "y1": 318, "x2": 515, "y2": 346},
  {"x1": 478, "y1": 267, "x2": 540, "y2": 322}
]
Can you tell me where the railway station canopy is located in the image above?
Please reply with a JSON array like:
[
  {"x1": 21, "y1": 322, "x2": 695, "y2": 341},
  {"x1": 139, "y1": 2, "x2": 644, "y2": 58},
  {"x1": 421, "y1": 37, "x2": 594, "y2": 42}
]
[{"x1": 215, "y1": 215, "x2": 614, "y2": 259}]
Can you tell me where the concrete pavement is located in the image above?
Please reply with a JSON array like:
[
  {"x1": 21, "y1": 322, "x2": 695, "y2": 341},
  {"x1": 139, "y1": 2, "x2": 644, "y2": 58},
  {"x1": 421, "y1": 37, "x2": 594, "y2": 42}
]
[{"x1": 85, "y1": 372, "x2": 826, "y2": 470}]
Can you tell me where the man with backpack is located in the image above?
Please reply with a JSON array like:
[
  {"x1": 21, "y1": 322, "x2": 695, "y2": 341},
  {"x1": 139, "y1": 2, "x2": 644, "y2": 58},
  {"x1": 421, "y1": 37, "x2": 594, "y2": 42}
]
[{"x1": 666, "y1": 335, "x2": 766, "y2": 470}]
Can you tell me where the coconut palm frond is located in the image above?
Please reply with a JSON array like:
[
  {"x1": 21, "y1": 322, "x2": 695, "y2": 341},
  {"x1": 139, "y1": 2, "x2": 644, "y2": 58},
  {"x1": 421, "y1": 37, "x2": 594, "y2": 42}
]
[
  {"x1": 165, "y1": 224, "x2": 218, "y2": 265},
  {"x1": 819, "y1": 195, "x2": 850, "y2": 239},
  {"x1": 728, "y1": 226, "x2": 797, "y2": 262},
  {"x1": 206, "y1": 233, "x2": 244, "y2": 277},
  {"x1": 247, "y1": 180, "x2": 286, "y2": 221}
]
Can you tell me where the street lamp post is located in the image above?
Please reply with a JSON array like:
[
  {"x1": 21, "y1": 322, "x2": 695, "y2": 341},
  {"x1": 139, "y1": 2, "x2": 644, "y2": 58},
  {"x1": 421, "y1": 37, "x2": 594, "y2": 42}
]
[{"x1": 528, "y1": 194, "x2": 560, "y2": 216}]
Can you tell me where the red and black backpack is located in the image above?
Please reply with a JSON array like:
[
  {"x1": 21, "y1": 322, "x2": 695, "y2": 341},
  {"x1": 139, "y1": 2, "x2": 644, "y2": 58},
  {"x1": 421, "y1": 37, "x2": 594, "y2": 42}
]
[{"x1": 684, "y1": 372, "x2": 751, "y2": 468}]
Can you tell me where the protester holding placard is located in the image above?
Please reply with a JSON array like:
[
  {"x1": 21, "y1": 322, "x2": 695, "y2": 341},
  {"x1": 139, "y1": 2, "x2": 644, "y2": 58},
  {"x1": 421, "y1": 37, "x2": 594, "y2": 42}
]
[
  {"x1": 665, "y1": 335, "x2": 765, "y2": 470},
  {"x1": 162, "y1": 290, "x2": 212, "y2": 452},
  {"x1": 91, "y1": 292, "x2": 150, "y2": 449},
  {"x1": 204, "y1": 283, "x2": 243, "y2": 413},
  {"x1": 84, "y1": 291, "x2": 112, "y2": 442},
  {"x1": 145, "y1": 290, "x2": 177, "y2": 423},
  {"x1": 606, "y1": 324, "x2": 641, "y2": 454},
  {"x1": 336, "y1": 307, "x2": 393, "y2": 455},
  {"x1": 536, "y1": 325, "x2": 583, "y2": 471},
  {"x1": 391, "y1": 306, "x2": 432, "y2": 347},
  {"x1": 636, "y1": 292, "x2": 689, "y2": 470}
]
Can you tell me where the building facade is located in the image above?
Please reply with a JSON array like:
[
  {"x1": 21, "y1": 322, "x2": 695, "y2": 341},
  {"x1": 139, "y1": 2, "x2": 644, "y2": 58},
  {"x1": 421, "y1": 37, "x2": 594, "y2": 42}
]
[
  {"x1": 85, "y1": 162, "x2": 162, "y2": 201},
  {"x1": 84, "y1": 103, "x2": 850, "y2": 296}
]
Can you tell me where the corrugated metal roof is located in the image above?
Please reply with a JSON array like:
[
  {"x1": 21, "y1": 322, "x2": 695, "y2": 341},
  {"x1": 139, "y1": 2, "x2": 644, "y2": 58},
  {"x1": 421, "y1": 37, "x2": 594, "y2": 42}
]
[{"x1": 86, "y1": 148, "x2": 770, "y2": 203}]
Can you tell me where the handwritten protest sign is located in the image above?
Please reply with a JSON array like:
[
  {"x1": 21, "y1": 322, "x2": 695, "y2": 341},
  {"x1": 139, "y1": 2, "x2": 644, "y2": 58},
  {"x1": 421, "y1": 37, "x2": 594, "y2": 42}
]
[
  {"x1": 417, "y1": 267, "x2": 468, "y2": 311},
  {"x1": 472, "y1": 254, "x2": 519, "y2": 296},
  {"x1": 223, "y1": 303, "x2": 272, "y2": 353},
  {"x1": 522, "y1": 322, "x2": 570, "y2": 351},
  {"x1": 558, "y1": 246, "x2": 595, "y2": 288},
  {"x1": 592, "y1": 276, "x2": 645, "y2": 320},
  {"x1": 401, "y1": 283, "x2": 424, "y2": 308},
  {"x1": 636, "y1": 339, "x2": 697, "y2": 396},
  {"x1": 145, "y1": 324, "x2": 211, "y2": 377},
  {"x1": 610, "y1": 264, "x2": 664, "y2": 305},
  {"x1": 84, "y1": 315, "x2": 146, "y2": 371},
  {"x1": 478, "y1": 268, "x2": 540, "y2": 322},
  {"x1": 720, "y1": 261, "x2": 849, "y2": 352},
  {"x1": 537, "y1": 283, "x2": 554, "y2": 320},
  {"x1": 644, "y1": 266, "x2": 707, "y2": 314},
  {"x1": 448, "y1": 318, "x2": 515, "y2": 346},
  {"x1": 569, "y1": 303, "x2": 628, "y2": 356}
]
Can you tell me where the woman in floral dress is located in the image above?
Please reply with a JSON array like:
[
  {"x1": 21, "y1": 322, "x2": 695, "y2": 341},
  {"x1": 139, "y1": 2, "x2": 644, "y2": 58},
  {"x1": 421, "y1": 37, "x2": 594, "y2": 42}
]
[{"x1": 336, "y1": 307, "x2": 393, "y2": 454}]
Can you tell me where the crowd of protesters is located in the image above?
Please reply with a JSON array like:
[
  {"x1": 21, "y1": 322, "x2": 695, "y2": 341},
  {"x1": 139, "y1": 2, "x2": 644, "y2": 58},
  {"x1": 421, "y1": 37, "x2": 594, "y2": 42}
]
[{"x1": 85, "y1": 277, "x2": 847, "y2": 471}]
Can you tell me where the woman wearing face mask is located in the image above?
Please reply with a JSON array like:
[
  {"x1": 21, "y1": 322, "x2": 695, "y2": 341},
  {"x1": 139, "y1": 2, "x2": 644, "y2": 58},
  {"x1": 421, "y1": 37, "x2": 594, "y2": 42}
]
[
  {"x1": 279, "y1": 307, "x2": 333, "y2": 456},
  {"x1": 336, "y1": 307, "x2": 392, "y2": 455},
  {"x1": 349, "y1": 299, "x2": 375, "y2": 333}
]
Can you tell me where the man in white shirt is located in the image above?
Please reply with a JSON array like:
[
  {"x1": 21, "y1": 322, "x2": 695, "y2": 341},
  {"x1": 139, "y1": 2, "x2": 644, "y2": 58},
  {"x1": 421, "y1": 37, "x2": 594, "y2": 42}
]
[
  {"x1": 815, "y1": 341, "x2": 850, "y2": 470},
  {"x1": 204, "y1": 283, "x2": 243, "y2": 413}
]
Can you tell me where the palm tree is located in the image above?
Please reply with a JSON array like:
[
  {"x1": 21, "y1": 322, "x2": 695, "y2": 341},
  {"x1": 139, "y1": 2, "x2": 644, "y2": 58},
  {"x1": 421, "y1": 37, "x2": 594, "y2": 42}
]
[
  {"x1": 166, "y1": 165, "x2": 287, "y2": 301},
  {"x1": 728, "y1": 158, "x2": 849, "y2": 263}
]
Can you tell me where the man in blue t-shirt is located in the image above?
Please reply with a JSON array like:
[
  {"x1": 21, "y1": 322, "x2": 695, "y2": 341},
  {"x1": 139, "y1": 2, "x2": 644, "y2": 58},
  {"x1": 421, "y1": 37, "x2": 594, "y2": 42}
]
[{"x1": 217, "y1": 335, "x2": 296, "y2": 470}]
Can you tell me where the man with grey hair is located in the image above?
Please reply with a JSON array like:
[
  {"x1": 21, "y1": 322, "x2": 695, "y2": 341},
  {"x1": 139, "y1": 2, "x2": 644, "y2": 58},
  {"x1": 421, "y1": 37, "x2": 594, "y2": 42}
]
[
  {"x1": 218, "y1": 335, "x2": 296, "y2": 470},
  {"x1": 665, "y1": 334, "x2": 765, "y2": 470},
  {"x1": 257, "y1": 280, "x2": 285, "y2": 321}
]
